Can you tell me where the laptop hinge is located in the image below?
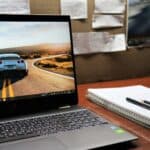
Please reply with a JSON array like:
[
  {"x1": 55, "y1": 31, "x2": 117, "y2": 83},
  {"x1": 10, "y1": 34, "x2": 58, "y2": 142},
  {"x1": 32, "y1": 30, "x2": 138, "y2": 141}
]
[{"x1": 59, "y1": 105, "x2": 71, "y2": 109}]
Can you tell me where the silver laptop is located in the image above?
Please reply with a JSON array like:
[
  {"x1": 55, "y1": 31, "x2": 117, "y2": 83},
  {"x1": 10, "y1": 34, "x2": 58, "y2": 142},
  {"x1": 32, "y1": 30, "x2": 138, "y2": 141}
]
[{"x1": 0, "y1": 15, "x2": 137, "y2": 150}]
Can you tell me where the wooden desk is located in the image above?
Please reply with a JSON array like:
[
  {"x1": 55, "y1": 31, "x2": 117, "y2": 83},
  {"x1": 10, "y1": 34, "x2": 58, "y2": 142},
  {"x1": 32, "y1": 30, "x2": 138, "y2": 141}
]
[{"x1": 78, "y1": 76, "x2": 150, "y2": 150}]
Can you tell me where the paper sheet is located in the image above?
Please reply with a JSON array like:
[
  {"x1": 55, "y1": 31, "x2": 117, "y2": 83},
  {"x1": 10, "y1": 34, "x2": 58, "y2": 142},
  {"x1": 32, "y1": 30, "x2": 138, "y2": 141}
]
[
  {"x1": 104, "y1": 34, "x2": 126, "y2": 52},
  {"x1": 94, "y1": 0, "x2": 125, "y2": 14},
  {"x1": 92, "y1": 15, "x2": 124, "y2": 29},
  {"x1": 61, "y1": 0, "x2": 87, "y2": 19},
  {"x1": 0, "y1": 0, "x2": 30, "y2": 14},
  {"x1": 73, "y1": 32, "x2": 126, "y2": 55},
  {"x1": 73, "y1": 32, "x2": 108, "y2": 55}
]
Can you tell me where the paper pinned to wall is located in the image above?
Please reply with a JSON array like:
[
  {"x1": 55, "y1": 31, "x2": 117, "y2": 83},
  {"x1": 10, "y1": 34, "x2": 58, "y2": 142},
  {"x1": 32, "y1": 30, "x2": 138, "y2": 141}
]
[
  {"x1": 73, "y1": 32, "x2": 126, "y2": 55},
  {"x1": 104, "y1": 34, "x2": 126, "y2": 52},
  {"x1": 92, "y1": 14, "x2": 124, "y2": 29},
  {"x1": 61, "y1": 0, "x2": 87, "y2": 19},
  {"x1": 94, "y1": 0, "x2": 125, "y2": 14},
  {"x1": 0, "y1": 0, "x2": 30, "y2": 14}
]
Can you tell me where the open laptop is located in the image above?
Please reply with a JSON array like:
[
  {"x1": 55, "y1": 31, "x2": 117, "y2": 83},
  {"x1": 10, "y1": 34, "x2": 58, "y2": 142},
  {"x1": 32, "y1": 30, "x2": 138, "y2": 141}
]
[{"x1": 0, "y1": 15, "x2": 137, "y2": 150}]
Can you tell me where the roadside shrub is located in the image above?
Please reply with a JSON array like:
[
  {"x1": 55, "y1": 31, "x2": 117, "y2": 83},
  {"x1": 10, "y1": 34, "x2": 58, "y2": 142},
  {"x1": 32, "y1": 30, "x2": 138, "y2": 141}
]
[
  {"x1": 67, "y1": 67, "x2": 73, "y2": 71},
  {"x1": 42, "y1": 63, "x2": 57, "y2": 68},
  {"x1": 55, "y1": 55, "x2": 72, "y2": 62}
]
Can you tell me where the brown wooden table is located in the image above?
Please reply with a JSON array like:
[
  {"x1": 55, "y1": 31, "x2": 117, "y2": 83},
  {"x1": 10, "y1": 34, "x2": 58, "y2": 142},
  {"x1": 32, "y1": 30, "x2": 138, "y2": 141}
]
[{"x1": 78, "y1": 76, "x2": 150, "y2": 150}]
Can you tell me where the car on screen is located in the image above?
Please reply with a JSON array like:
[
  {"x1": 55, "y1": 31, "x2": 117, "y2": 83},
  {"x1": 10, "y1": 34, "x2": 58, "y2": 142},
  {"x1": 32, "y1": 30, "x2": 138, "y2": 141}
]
[{"x1": 0, "y1": 53, "x2": 28, "y2": 76}]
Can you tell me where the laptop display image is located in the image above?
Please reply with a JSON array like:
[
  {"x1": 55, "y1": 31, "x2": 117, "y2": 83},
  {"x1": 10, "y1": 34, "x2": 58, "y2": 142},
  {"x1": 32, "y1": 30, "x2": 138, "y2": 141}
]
[
  {"x1": 0, "y1": 19, "x2": 75, "y2": 102},
  {"x1": 0, "y1": 15, "x2": 137, "y2": 150}
]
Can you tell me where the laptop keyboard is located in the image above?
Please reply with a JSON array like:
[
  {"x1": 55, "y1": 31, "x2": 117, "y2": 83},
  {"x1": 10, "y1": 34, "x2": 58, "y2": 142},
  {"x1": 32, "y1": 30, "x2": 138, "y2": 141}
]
[{"x1": 0, "y1": 109, "x2": 108, "y2": 143}]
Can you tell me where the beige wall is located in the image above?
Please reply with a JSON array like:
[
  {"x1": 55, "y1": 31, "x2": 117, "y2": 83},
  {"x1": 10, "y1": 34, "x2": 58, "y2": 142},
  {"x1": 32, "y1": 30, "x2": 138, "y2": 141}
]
[{"x1": 30, "y1": 0, "x2": 150, "y2": 84}]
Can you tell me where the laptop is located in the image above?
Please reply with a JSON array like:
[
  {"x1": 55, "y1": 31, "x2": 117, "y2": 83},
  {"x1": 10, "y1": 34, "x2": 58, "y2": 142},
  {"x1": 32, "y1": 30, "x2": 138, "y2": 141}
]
[{"x1": 0, "y1": 15, "x2": 137, "y2": 150}]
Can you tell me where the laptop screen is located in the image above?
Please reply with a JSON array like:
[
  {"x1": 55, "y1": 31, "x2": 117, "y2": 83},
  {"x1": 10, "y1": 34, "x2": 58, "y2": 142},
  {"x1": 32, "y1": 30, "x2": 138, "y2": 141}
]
[{"x1": 0, "y1": 15, "x2": 76, "y2": 107}]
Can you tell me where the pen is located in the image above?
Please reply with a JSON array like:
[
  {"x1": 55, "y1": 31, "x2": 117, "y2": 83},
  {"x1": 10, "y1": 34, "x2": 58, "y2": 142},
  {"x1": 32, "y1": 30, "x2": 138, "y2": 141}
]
[
  {"x1": 143, "y1": 100, "x2": 150, "y2": 105},
  {"x1": 126, "y1": 97, "x2": 150, "y2": 110}
]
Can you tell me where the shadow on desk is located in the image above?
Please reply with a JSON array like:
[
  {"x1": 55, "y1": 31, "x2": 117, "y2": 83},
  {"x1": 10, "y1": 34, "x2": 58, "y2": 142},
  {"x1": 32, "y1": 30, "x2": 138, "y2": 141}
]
[{"x1": 94, "y1": 141, "x2": 137, "y2": 150}]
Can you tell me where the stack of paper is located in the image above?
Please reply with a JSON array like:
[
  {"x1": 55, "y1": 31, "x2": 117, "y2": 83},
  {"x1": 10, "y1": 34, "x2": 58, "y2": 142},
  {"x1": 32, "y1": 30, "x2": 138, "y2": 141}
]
[{"x1": 87, "y1": 85, "x2": 150, "y2": 128}]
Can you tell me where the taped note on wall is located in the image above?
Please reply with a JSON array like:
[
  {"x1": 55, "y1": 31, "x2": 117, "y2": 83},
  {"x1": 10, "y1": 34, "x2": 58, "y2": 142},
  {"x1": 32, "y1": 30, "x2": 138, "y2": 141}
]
[
  {"x1": 61, "y1": 0, "x2": 87, "y2": 19},
  {"x1": 92, "y1": 15, "x2": 124, "y2": 29},
  {"x1": 94, "y1": 0, "x2": 125, "y2": 14},
  {"x1": 0, "y1": 0, "x2": 30, "y2": 14},
  {"x1": 73, "y1": 32, "x2": 126, "y2": 55}
]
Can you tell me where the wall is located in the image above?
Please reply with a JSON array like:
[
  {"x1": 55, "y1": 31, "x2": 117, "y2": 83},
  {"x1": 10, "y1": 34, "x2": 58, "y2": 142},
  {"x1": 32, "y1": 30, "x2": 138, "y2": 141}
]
[{"x1": 30, "y1": 0, "x2": 150, "y2": 84}]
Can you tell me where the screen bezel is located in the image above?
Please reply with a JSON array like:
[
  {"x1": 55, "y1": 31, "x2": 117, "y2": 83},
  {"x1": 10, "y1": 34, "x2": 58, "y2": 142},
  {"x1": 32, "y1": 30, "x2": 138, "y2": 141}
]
[{"x1": 0, "y1": 15, "x2": 78, "y2": 119}]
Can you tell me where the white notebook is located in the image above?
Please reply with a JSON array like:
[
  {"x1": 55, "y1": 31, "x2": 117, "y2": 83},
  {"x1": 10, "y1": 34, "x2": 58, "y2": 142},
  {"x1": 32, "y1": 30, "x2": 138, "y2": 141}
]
[{"x1": 87, "y1": 85, "x2": 150, "y2": 128}]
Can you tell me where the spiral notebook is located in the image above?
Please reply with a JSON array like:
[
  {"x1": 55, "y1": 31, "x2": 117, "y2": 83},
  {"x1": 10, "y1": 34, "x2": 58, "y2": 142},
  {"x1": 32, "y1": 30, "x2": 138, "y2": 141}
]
[{"x1": 87, "y1": 85, "x2": 150, "y2": 128}]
